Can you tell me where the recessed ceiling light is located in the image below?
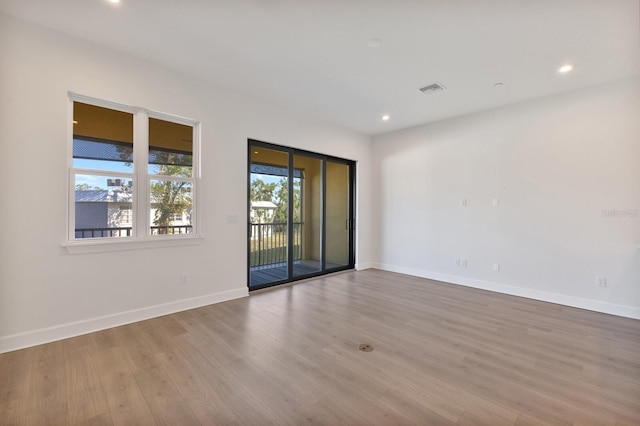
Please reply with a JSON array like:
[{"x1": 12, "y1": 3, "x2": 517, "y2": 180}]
[
  {"x1": 107, "y1": 0, "x2": 121, "y2": 4},
  {"x1": 367, "y1": 38, "x2": 383, "y2": 48},
  {"x1": 381, "y1": 114, "x2": 390, "y2": 121},
  {"x1": 557, "y1": 64, "x2": 574, "y2": 73}
]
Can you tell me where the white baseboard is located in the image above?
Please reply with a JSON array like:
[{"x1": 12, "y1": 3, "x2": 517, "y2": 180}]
[
  {"x1": 4, "y1": 265, "x2": 636, "y2": 354},
  {"x1": 355, "y1": 262, "x2": 374, "y2": 271},
  {"x1": 0, "y1": 288, "x2": 248, "y2": 354},
  {"x1": 372, "y1": 263, "x2": 640, "y2": 320}
]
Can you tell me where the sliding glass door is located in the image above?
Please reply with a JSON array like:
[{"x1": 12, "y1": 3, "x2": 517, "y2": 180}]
[
  {"x1": 248, "y1": 140, "x2": 355, "y2": 290},
  {"x1": 249, "y1": 146, "x2": 289, "y2": 286},
  {"x1": 325, "y1": 161, "x2": 351, "y2": 270},
  {"x1": 292, "y1": 153, "x2": 323, "y2": 277}
]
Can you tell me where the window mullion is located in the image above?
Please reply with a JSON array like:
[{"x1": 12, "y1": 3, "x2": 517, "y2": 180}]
[
  {"x1": 67, "y1": 94, "x2": 199, "y2": 247},
  {"x1": 134, "y1": 109, "x2": 149, "y2": 238},
  {"x1": 70, "y1": 168, "x2": 134, "y2": 179}
]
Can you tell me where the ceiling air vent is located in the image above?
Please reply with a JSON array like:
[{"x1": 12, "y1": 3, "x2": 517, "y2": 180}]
[{"x1": 418, "y1": 82, "x2": 446, "y2": 94}]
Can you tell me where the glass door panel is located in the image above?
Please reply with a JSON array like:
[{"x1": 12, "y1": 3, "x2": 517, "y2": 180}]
[
  {"x1": 248, "y1": 140, "x2": 354, "y2": 291},
  {"x1": 249, "y1": 147, "x2": 289, "y2": 288},
  {"x1": 293, "y1": 154, "x2": 322, "y2": 277},
  {"x1": 325, "y1": 161, "x2": 351, "y2": 269}
]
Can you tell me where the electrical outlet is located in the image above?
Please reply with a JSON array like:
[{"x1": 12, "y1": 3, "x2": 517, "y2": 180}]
[
  {"x1": 180, "y1": 273, "x2": 189, "y2": 285},
  {"x1": 596, "y1": 276, "x2": 607, "y2": 287},
  {"x1": 493, "y1": 263, "x2": 500, "y2": 272},
  {"x1": 455, "y1": 258, "x2": 461, "y2": 267},
  {"x1": 461, "y1": 199, "x2": 468, "y2": 207},
  {"x1": 461, "y1": 259, "x2": 468, "y2": 268}
]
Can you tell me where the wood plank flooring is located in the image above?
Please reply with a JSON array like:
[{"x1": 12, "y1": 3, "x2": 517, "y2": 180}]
[{"x1": 1, "y1": 269, "x2": 639, "y2": 425}]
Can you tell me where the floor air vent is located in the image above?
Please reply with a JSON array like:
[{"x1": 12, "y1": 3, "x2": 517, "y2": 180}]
[{"x1": 359, "y1": 343, "x2": 374, "y2": 352}]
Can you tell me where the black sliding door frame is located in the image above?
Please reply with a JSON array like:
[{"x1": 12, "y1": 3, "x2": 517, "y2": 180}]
[{"x1": 248, "y1": 139, "x2": 356, "y2": 291}]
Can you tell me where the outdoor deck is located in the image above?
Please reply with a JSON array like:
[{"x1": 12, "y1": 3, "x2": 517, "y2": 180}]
[{"x1": 250, "y1": 260, "x2": 341, "y2": 287}]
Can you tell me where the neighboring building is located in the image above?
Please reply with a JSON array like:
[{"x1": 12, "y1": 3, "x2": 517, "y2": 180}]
[
  {"x1": 75, "y1": 189, "x2": 190, "y2": 237},
  {"x1": 75, "y1": 190, "x2": 133, "y2": 230},
  {"x1": 250, "y1": 200, "x2": 277, "y2": 223},
  {"x1": 250, "y1": 200, "x2": 277, "y2": 240}
]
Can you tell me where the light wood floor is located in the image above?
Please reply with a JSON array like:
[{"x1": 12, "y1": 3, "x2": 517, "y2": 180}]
[{"x1": 1, "y1": 269, "x2": 639, "y2": 425}]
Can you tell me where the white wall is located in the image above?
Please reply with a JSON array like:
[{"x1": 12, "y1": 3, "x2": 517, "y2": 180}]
[
  {"x1": 373, "y1": 77, "x2": 640, "y2": 318},
  {"x1": 0, "y1": 15, "x2": 373, "y2": 352}
]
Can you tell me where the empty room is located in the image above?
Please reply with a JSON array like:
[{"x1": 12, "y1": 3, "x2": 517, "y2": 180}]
[{"x1": 0, "y1": 1, "x2": 639, "y2": 425}]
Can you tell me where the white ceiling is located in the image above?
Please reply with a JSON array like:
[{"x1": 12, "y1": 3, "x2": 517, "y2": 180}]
[{"x1": 1, "y1": 0, "x2": 639, "y2": 135}]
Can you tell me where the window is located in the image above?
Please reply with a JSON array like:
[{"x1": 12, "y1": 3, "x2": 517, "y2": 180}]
[
  {"x1": 68, "y1": 94, "x2": 199, "y2": 246},
  {"x1": 170, "y1": 213, "x2": 183, "y2": 222},
  {"x1": 119, "y1": 206, "x2": 133, "y2": 225}
]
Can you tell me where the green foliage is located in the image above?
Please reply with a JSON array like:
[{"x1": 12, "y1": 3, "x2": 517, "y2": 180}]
[
  {"x1": 250, "y1": 176, "x2": 301, "y2": 223},
  {"x1": 111, "y1": 144, "x2": 193, "y2": 228},
  {"x1": 75, "y1": 183, "x2": 100, "y2": 190},
  {"x1": 150, "y1": 165, "x2": 192, "y2": 227},
  {"x1": 250, "y1": 179, "x2": 277, "y2": 202}
]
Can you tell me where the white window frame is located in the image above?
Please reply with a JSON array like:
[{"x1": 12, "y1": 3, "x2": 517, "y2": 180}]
[
  {"x1": 119, "y1": 206, "x2": 133, "y2": 225},
  {"x1": 64, "y1": 93, "x2": 202, "y2": 254}
]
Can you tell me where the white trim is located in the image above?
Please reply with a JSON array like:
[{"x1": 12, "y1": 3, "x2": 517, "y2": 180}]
[
  {"x1": 68, "y1": 169, "x2": 75, "y2": 241},
  {"x1": 355, "y1": 262, "x2": 374, "y2": 271},
  {"x1": 193, "y1": 122, "x2": 202, "y2": 234},
  {"x1": 0, "y1": 287, "x2": 248, "y2": 354},
  {"x1": 72, "y1": 168, "x2": 135, "y2": 179},
  {"x1": 68, "y1": 91, "x2": 138, "y2": 115},
  {"x1": 136, "y1": 109, "x2": 148, "y2": 237},
  {"x1": 67, "y1": 93, "x2": 200, "y2": 247},
  {"x1": 67, "y1": 96, "x2": 75, "y2": 241},
  {"x1": 372, "y1": 263, "x2": 640, "y2": 320},
  {"x1": 63, "y1": 234, "x2": 204, "y2": 254},
  {"x1": 147, "y1": 109, "x2": 200, "y2": 128}
]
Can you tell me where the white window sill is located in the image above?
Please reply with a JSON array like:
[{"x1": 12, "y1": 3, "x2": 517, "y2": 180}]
[{"x1": 62, "y1": 234, "x2": 204, "y2": 254}]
